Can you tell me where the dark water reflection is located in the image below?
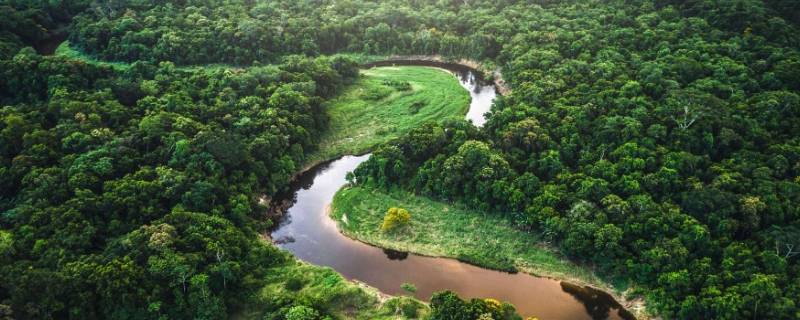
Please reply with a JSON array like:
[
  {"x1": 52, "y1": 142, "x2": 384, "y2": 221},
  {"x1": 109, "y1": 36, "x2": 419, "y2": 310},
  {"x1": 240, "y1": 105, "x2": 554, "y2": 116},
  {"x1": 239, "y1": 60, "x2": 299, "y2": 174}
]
[
  {"x1": 269, "y1": 65, "x2": 631, "y2": 319},
  {"x1": 561, "y1": 282, "x2": 636, "y2": 320},
  {"x1": 270, "y1": 155, "x2": 631, "y2": 319},
  {"x1": 383, "y1": 248, "x2": 410, "y2": 260}
]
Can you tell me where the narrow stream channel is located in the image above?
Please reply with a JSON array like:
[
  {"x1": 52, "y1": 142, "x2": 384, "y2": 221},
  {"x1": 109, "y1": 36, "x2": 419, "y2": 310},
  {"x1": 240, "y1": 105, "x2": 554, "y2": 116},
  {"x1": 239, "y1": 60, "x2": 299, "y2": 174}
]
[{"x1": 271, "y1": 64, "x2": 634, "y2": 320}]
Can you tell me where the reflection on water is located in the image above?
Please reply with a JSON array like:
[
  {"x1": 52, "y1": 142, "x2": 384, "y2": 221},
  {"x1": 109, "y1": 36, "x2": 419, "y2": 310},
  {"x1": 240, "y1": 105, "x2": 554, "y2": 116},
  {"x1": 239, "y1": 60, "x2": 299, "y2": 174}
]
[
  {"x1": 383, "y1": 248, "x2": 409, "y2": 260},
  {"x1": 452, "y1": 69, "x2": 496, "y2": 127},
  {"x1": 561, "y1": 282, "x2": 636, "y2": 320},
  {"x1": 269, "y1": 155, "x2": 631, "y2": 319},
  {"x1": 269, "y1": 63, "x2": 632, "y2": 319}
]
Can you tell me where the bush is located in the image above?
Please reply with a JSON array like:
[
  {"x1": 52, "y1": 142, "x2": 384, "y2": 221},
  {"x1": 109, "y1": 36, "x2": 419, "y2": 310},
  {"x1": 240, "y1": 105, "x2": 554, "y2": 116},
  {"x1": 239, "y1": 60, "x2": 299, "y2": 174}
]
[
  {"x1": 380, "y1": 207, "x2": 411, "y2": 232},
  {"x1": 284, "y1": 278, "x2": 304, "y2": 291},
  {"x1": 384, "y1": 297, "x2": 424, "y2": 318},
  {"x1": 383, "y1": 79, "x2": 412, "y2": 91},
  {"x1": 362, "y1": 86, "x2": 391, "y2": 100},
  {"x1": 409, "y1": 101, "x2": 426, "y2": 114},
  {"x1": 284, "y1": 305, "x2": 319, "y2": 320},
  {"x1": 401, "y1": 282, "x2": 417, "y2": 294}
]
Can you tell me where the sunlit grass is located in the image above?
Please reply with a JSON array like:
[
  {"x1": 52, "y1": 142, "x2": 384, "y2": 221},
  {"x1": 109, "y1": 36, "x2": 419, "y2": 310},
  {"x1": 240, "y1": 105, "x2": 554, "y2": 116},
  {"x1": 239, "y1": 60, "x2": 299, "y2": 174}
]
[
  {"x1": 306, "y1": 66, "x2": 470, "y2": 165},
  {"x1": 332, "y1": 186, "x2": 618, "y2": 290}
]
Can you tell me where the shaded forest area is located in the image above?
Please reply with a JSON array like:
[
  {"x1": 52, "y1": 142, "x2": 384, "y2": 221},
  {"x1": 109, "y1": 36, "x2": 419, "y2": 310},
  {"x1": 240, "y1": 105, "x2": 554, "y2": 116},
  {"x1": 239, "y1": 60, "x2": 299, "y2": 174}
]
[{"x1": 1, "y1": 0, "x2": 800, "y2": 319}]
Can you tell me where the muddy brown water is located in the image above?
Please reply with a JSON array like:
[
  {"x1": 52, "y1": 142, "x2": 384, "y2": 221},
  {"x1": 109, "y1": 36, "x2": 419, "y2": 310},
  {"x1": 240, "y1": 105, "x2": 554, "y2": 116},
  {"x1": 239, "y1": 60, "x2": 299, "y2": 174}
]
[{"x1": 270, "y1": 65, "x2": 634, "y2": 319}]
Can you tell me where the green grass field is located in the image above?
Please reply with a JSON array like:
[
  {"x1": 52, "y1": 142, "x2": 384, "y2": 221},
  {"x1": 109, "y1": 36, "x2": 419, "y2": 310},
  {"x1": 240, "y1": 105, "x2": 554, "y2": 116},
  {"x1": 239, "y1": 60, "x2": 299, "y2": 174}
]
[
  {"x1": 331, "y1": 186, "x2": 619, "y2": 291},
  {"x1": 306, "y1": 66, "x2": 470, "y2": 165}
]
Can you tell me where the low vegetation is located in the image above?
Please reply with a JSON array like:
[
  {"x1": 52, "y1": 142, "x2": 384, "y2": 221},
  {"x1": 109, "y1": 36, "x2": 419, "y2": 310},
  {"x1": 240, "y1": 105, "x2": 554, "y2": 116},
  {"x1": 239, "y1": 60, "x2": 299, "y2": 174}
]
[
  {"x1": 332, "y1": 186, "x2": 606, "y2": 287},
  {"x1": 428, "y1": 291, "x2": 520, "y2": 320},
  {"x1": 307, "y1": 66, "x2": 469, "y2": 165},
  {"x1": 380, "y1": 207, "x2": 411, "y2": 232},
  {"x1": 244, "y1": 255, "x2": 428, "y2": 320}
]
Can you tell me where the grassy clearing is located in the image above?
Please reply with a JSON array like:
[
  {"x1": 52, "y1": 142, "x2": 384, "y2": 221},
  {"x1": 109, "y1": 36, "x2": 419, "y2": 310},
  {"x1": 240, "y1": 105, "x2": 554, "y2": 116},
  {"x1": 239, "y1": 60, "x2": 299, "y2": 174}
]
[
  {"x1": 306, "y1": 66, "x2": 469, "y2": 165},
  {"x1": 331, "y1": 186, "x2": 617, "y2": 291},
  {"x1": 238, "y1": 250, "x2": 427, "y2": 320}
]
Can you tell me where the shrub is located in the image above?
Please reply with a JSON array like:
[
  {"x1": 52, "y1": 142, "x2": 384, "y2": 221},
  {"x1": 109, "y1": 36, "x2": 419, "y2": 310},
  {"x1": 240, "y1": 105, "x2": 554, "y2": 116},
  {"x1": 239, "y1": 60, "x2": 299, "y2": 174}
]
[
  {"x1": 382, "y1": 79, "x2": 412, "y2": 91},
  {"x1": 401, "y1": 282, "x2": 417, "y2": 294},
  {"x1": 284, "y1": 305, "x2": 319, "y2": 320},
  {"x1": 401, "y1": 300, "x2": 421, "y2": 318},
  {"x1": 409, "y1": 101, "x2": 426, "y2": 114},
  {"x1": 380, "y1": 207, "x2": 411, "y2": 232},
  {"x1": 284, "y1": 278, "x2": 304, "y2": 291},
  {"x1": 362, "y1": 86, "x2": 391, "y2": 100},
  {"x1": 384, "y1": 297, "x2": 424, "y2": 318}
]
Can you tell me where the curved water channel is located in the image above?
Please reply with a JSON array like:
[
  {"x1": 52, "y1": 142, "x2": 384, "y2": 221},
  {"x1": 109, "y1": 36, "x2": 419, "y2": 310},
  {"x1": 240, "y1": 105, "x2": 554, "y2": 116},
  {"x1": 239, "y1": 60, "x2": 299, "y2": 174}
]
[{"x1": 271, "y1": 63, "x2": 634, "y2": 320}]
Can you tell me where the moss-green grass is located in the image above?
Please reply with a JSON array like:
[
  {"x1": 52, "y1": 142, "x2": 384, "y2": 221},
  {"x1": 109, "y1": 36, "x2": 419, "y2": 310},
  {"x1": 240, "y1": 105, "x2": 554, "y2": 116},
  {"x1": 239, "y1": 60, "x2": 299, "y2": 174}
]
[
  {"x1": 306, "y1": 66, "x2": 470, "y2": 165},
  {"x1": 331, "y1": 186, "x2": 617, "y2": 291}
]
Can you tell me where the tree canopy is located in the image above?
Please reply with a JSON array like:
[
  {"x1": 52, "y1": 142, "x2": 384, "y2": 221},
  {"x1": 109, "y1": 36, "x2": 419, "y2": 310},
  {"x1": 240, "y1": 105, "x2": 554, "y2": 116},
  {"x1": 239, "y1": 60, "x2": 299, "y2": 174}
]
[{"x1": 2, "y1": 0, "x2": 800, "y2": 319}]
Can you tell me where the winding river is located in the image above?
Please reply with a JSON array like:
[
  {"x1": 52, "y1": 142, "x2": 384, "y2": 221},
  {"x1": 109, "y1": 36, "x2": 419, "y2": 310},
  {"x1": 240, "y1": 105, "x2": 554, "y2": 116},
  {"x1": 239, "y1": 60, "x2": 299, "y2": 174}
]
[{"x1": 271, "y1": 64, "x2": 634, "y2": 320}]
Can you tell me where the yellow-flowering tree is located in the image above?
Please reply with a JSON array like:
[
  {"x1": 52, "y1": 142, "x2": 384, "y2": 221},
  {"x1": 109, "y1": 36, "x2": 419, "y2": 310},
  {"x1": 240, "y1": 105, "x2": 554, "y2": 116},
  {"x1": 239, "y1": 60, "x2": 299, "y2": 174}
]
[{"x1": 380, "y1": 207, "x2": 411, "y2": 232}]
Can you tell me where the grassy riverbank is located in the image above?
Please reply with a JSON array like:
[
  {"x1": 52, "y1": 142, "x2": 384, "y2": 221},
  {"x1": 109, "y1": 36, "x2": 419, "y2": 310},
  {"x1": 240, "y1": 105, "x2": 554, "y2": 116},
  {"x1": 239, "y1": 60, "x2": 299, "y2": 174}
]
[
  {"x1": 237, "y1": 249, "x2": 427, "y2": 320},
  {"x1": 306, "y1": 66, "x2": 470, "y2": 164},
  {"x1": 331, "y1": 186, "x2": 619, "y2": 291}
]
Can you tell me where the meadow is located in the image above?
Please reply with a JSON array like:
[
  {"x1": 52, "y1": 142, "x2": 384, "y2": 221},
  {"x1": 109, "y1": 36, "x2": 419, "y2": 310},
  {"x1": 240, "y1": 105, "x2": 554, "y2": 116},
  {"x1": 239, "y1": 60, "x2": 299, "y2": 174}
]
[
  {"x1": 331, "y1": 186, "x2": 620, "y2": 292},
  {"x1": 306, "y1": 66, "x2": 469, "y2": 165}
]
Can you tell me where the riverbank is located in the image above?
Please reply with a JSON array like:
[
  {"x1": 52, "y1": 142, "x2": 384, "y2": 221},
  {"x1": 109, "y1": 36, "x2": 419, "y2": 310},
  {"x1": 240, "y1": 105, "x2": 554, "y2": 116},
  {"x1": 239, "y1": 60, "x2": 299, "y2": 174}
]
[
  {"x1": 237, "y1": 248, "x2": 427, "y2": 320},
  {"x1": 304, "y1": 66, "x2": 470, "y2": 168},
  {"x1": 361, "y1": 55, "x2": 511, "y2": 96},
  {"x1": 331, "y1": 186, "x2": 649, "y2": 318}
]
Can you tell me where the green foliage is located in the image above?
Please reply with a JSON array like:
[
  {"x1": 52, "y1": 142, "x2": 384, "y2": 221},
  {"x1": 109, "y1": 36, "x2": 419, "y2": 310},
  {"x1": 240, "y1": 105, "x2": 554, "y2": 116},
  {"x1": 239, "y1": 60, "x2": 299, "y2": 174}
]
[
  {"x1": 0, "y1": 37, "x2": 359, "y2": 318},
  {"x1": 362, "y1": 85, "x2": 392, "y2": 101},
  {"x1": 383, "y1": 80, "x2": 412, "y2": 91},
  {"x1": 429, "y1": 291, "x2": 521, "y2": 320},
  {"x1": 309, "y1": 66, "x2": 469, "y2": 165},
  {"x1": 344, "y1": 1, "x2": 800, "y2": 318},
  {"x1": 3, "y1": 0, "x2": 800, "y2": 319},
  {"x1": 380, "y1": 207, "x2": 411, "y2": 232},
  {"x1": 284, "y1": 305, "x2": 319, "y2": 320},
  {"x1": 383, "y1": 296, "x2": 425, "y2": 318},
  {"x1": 255, "y1": 260, "x2": 422, "y2": 320},
  {"x1": 0, "y1": 231, "x2": 11, "y2": 258},
  {"x1": 333, "y1": 186, "x2": 599, "y2": 284},
  {"x1": 285, "y1": 278, "x2": 305, "y2": 292},
  {"x1": 400, "y1": 282, "x2": 417, "y2": 295}
]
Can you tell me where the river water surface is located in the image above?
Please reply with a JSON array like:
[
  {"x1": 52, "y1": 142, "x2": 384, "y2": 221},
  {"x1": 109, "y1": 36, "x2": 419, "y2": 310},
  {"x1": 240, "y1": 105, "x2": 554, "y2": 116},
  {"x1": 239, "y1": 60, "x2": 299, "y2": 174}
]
[{"x1": 270, "y1": 65, "x2": 634, "y2": 320}]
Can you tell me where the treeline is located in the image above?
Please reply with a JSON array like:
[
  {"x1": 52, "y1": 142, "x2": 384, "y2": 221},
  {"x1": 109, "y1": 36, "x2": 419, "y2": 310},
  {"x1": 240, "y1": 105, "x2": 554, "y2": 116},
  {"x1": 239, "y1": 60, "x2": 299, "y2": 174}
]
[
  {"x1": 65, "y1": 0, "x2": 800, "y2": 67},
  {"x1": 67, "y1": 0, "x2": 507, "y2": 65},
  {"x1": 351, "y1": 0, "x2": 800, "y2": 319}
]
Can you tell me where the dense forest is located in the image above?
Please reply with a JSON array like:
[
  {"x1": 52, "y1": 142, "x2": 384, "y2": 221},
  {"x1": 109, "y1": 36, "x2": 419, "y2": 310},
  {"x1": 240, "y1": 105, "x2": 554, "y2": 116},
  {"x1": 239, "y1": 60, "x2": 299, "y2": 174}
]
[{"x1": 1, "y1": 0, "x2": 799, "y2": 319}]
